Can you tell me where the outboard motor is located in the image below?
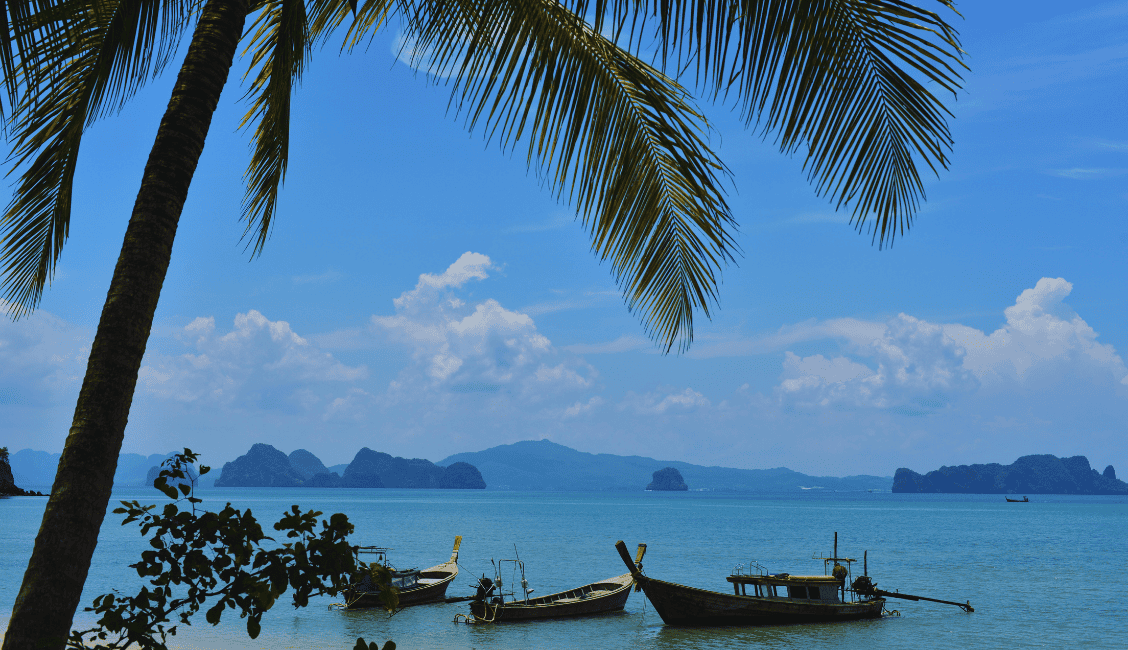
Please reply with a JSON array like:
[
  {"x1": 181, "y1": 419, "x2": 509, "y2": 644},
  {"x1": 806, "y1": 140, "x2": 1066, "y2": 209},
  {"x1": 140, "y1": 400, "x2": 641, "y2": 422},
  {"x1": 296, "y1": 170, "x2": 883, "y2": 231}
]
[
  {"x1": 474, "y1": 575, "x2": 495, "y2": 601},
  {"x1": 851, "y1": 575, "x2": 876, "y2": 596}
]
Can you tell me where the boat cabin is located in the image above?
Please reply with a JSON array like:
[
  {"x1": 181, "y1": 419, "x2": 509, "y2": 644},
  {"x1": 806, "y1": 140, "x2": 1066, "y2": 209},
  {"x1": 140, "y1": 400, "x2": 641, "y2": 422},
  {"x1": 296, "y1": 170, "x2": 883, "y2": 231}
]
[{"x1": 726, "y1": 574, "x2": 844, "y2": 603}]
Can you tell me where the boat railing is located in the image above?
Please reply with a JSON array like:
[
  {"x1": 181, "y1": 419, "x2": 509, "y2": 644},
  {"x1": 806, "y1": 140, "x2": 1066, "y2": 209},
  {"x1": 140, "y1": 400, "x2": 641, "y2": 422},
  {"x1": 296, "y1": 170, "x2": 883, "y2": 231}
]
[{"x1": 731, "y1": 560, "x2": 767, "y2": 577}]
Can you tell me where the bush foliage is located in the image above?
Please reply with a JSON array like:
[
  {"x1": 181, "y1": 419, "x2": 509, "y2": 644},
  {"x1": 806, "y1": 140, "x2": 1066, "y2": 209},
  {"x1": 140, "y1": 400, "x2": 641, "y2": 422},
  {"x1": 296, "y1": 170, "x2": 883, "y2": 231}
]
[{"x1": 67, "y1": 449, "x2": 395, "y2": 650}]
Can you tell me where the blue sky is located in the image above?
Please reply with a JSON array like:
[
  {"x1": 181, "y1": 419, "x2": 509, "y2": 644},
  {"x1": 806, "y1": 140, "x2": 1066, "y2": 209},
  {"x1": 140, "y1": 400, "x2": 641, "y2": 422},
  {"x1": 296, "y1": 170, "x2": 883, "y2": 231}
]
[{"x1": 2, "y1": 1, "x2": 1126, "y2": 477}]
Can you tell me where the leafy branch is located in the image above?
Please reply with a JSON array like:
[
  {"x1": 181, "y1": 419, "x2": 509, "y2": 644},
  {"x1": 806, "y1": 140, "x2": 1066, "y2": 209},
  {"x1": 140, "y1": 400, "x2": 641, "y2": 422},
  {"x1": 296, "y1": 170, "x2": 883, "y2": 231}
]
[{"x1": 66, "y1": 449, "x2": 395, "y2": 650}]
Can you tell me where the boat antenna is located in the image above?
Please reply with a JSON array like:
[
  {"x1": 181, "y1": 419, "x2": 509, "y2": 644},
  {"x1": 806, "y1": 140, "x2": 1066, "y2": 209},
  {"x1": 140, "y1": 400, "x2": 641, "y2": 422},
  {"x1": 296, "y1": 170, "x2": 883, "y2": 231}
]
[
  {"x1": 834, "y1": 532, "x2": 838, "y2": 561},
  {"x1": 864, "y1": 550, "x2": 868, "y2": 577}
]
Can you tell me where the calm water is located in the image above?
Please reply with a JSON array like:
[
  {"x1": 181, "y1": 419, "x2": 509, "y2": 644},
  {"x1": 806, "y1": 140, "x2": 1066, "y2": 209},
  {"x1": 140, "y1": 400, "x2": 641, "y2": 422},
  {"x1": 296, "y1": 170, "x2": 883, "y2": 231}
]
[{"x1": 3, "y1": 489, "x2": 1125, "y2": 649}]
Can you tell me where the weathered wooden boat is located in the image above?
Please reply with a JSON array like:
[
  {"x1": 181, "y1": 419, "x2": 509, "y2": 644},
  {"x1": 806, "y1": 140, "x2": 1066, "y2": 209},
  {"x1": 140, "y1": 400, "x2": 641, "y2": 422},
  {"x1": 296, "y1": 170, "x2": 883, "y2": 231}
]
[
  {"x1": 344, "y1": 536, "x2": 461, "y2": 609},
  {"x1": 1005, "y1": 496, "x2": 1029, "y2": 502},
  {"x1": 462, "y1": 545, "x2": 633, "y2": 622},
  {"x1": 468, "y1": 573, "x2": 634, "y2": 622},
  {"x1": 615, "y1": 534, "x2": 972, "y2": 627}
]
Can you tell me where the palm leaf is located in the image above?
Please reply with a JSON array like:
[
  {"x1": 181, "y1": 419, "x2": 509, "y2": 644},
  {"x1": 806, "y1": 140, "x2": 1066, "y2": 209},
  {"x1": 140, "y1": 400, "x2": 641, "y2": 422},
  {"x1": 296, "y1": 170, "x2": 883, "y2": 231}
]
[
  {"x1": 237, "y1": 0, "x2": 309, "y2": 255},
  {"x1": 583, "y1": 0, "x2": 966, "y2": 248},
  {"x1": 0, "y1": 0, "x2": 76, "y2": 115},
  {"x1": 394, "y1": 0, "x2": 737, "y2": 352},
  {"x1": 0, "y1": 0, "x2": 193, "y2": 316}
]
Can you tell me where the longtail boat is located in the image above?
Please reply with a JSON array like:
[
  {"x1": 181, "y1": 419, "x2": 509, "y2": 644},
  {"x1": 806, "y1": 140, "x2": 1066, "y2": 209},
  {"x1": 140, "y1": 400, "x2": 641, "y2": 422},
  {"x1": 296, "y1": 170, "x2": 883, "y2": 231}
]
[
  {"x1": 615, "y1": 534, "x2": 972, "y2": 626},
  {"x1": 461, "y1": 545, "x2": 632, "y2": 622},
  {"x1": 1005, "y1": 496, "x2": 1029, "y2": 502},
  {"x1": 468, "y1": 573, "x2": 634, "y2": 622},
  {"x1": 344, "y1": 536, "x2": 461, "y2": 608}
]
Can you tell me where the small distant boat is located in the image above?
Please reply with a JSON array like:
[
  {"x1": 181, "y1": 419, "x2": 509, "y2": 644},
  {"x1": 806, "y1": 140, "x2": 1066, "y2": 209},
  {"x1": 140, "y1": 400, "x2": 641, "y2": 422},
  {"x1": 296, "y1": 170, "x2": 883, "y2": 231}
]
[
  {"x1": 1005, "y1": 496, "x2": 1029, "y2": 502},
  {"x1": 344, "y1": 536, "x2": 461, "y2": 609},
  {"x1": 615, "y1": 533, "x2": 972, "y2": 626},
  {"x1": 463, "y1": 545, "x2": 632, "y2": 622}
]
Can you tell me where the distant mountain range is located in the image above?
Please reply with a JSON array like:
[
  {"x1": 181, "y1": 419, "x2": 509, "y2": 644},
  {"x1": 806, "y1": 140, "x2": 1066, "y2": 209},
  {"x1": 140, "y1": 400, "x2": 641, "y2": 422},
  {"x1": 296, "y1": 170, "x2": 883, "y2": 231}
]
[
  {"x1": 19, "y1": 440, "x2": 1121, "y2": 495},
  {"x1": 438, "y1": 439, "x2": 893, "y2": 492},
  {"x1": 894, "y1": 455, "x2": 1127, "y2": 495}
]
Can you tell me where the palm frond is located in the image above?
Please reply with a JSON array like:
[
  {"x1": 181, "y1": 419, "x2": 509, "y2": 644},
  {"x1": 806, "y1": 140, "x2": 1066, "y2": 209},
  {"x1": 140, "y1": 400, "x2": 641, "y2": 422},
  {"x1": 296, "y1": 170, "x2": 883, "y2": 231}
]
[
  {"x1": 0, "y1": 0, "x2": 73, "y2": 113},
  {"x1": 581, "y1": 0, "x2": 965, "y2": 248},
  {"x1": 1, "y1": 0, "x2": 194, "y2": 316},
  {"x1": 398, "y1": 0, "x2": 736, "y2": 352},
  {"x1": 237, "y1": 0, "x2": 309, "y2": 255},
  {"x1": 308, "y1": 0, "x2": 393, "y2": 51}
]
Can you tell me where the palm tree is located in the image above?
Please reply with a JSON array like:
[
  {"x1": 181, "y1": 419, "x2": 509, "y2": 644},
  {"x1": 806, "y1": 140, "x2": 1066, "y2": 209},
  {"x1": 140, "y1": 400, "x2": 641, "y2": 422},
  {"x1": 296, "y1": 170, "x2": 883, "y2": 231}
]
[{"x1": 0, "y1": 1, "x2": 964, "y2": 648}]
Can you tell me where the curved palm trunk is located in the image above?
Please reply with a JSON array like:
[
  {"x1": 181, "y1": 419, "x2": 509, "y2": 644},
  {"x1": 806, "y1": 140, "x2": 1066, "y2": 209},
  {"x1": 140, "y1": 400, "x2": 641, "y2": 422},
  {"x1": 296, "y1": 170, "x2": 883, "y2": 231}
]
[{"x1": 3, "y1": 0, "x2": 249, "y2": 647}]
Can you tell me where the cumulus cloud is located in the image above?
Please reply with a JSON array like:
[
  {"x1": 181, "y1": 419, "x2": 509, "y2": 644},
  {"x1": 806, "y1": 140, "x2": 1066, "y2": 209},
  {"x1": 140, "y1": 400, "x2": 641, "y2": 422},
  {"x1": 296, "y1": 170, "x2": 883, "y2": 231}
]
[
  {"x1": 946, "y1": 277, "x2": 1128, "y2": 386},
  {"x1": 138, "y1": 310, "x2": 366, "y2": 415},
  {"x1": 371, "y1": 252, "x2": 596, "y2": 404},
  {"x1": 775, "y1": 277, "x2": 1127, "y2": 411},
  {"x1": 779, "y1": 314, "x2": 977, "y2": 411}
]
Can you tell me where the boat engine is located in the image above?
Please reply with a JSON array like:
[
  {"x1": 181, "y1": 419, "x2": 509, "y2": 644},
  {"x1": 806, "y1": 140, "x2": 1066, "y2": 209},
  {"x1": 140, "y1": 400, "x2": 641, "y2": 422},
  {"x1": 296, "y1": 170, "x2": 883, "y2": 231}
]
[
  {"x1": 474, "y1": 575, "x2": 495, "y2": 601},
  {"x1": 851, "y1": 575, "x2": 876, "y2": 596}
]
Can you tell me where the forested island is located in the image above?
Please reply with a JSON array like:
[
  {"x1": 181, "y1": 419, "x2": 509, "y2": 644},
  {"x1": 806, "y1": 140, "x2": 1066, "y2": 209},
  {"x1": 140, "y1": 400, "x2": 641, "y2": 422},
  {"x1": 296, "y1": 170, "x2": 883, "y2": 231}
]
[
  {"x1": 893, "y1": 454, "x2": 1128, "y2": 495},
  {"x1": 213, "y1": 443, "x2": 486, "y2": 489},
  {"x1": 647, "y1": 467, "x2": 688, "y2": 491}
]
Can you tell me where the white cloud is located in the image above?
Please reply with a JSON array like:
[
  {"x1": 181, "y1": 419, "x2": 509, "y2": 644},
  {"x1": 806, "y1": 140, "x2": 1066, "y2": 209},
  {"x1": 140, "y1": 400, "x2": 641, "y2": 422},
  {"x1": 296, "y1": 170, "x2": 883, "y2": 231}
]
[
  {"x1": 778, "y1": 314, "x2": 977, "y2": 411},
  {"x1": 138, "y1": 310, "x2": 367, "y2": 413},
  {"x1": 371, "y1": 252, "x2": 597, "y2": 403},
  {"x1": 773, "y1": 277, "x2": 1127, "y2": 412},
  {"x1": 945, "y1": 277, "x2": 1128, "y2": 385}
]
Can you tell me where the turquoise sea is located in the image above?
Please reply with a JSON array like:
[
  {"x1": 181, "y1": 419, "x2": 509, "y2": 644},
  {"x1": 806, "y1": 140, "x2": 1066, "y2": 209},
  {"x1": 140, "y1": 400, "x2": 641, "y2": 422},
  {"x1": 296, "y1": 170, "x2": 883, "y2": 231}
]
[{"x1": 3, "y1": 488, "x2": 1126, "y2": 649}]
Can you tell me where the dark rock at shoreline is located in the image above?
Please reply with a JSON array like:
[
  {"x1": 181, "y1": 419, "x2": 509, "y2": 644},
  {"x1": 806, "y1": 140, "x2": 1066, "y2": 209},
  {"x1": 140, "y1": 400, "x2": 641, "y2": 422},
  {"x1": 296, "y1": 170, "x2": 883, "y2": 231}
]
[
  {"x1": 214, "y1": 444, "x2": 305, "y2": 487},
  {"x1": 289, "y1": 449, "x2": 329, "y2": 480},
  {"x1": 1, "y1": 451, "x2": 46, "y2": 496},
  {"x1": 647, "y1": 467, "x2": 688, "y2": 491},
  {"x1": 893, "y1": 455, "x2": 1128, "y2": 495}
]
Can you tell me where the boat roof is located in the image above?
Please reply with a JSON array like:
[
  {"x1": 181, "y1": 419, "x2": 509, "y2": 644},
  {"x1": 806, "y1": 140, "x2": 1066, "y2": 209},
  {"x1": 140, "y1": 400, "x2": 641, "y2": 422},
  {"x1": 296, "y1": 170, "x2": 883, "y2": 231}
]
[{"x1": 727, "y1": 574, "x2": 842, "y2": 586}]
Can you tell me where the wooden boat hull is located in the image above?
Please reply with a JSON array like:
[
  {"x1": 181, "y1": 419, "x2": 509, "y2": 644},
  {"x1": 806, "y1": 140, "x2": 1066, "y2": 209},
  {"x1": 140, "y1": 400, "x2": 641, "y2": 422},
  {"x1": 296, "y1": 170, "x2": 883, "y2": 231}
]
[
  {"x1": 470, "y1": 573, "x2": 633, "y2": 622},
  {"x1": 636, "y1": 575, "x2": 885, "y2": 626},
  {"x1": 346, "y1": 561, "x2": 458, "y2": 609}
]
